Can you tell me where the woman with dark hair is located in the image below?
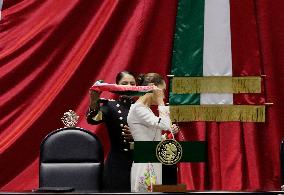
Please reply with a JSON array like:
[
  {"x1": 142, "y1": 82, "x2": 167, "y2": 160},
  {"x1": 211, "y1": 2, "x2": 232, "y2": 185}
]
[
  {"x1": 127, "y1": 73, "x2": 178, "y2": 192},
  {"x1": 86, "y1": 71, "x2": 136, "y2": 192}
]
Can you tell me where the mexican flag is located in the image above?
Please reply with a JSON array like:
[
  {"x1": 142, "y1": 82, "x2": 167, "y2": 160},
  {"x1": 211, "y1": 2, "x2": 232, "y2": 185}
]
[{"x1": 169, "y1": 0, "x2": 265, "y2": 122}]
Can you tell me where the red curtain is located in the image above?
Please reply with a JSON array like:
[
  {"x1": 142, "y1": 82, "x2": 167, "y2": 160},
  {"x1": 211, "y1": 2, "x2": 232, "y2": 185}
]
[{"x1": 1, "y1": 0, "x2": 284, "y2": 191}]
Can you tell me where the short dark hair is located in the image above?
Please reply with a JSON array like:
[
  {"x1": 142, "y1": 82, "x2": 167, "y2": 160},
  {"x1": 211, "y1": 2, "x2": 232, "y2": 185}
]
[
  {"x1": 137, "y1": 73, "x2": 164, "y2": 86},
  {"x1": 115, "y1": 71, "x2": 135, "y2": 84}
]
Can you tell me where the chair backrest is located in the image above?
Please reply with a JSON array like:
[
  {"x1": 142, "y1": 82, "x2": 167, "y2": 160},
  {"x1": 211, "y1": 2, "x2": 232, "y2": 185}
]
[
  {"x1": 281, "y1": 139, "x2": 284, "y2": 187},
  {"x1": 39, "y1": 127, "x2": 103, "y2": 192}
]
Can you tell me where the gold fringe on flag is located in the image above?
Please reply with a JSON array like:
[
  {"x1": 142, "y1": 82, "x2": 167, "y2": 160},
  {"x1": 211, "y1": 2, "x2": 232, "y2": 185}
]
[
  {"x1": 172, "y1": 76, "x2": 261, "y2": 94},
  {"x1": 170, "y1": 105, "x2": 265, "y2": 122}
]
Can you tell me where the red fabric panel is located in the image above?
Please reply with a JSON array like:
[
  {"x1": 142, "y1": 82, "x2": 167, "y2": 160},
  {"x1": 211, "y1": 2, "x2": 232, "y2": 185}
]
[
  {"x1": 228, "y1": 0, "x2": 284, "y2": 190},
  {"x1": 231, "y1": 0, "x2": 261, "y2": 76},
  {"x1": 0, "y1": 0, "x2": 177, "y2": 190},
  {"x1": 254, "y1": 0, "x2": 284, "y2": 189},
  {"x1": 230, "y1": 0, "x2": 265, "y2": 105}
]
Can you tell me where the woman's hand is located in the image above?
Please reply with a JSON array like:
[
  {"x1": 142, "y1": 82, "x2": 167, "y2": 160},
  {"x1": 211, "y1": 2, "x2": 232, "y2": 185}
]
[
  {"x1": 152, "y1": 85, "x2": 164, "y2": 106},
  {"x1": 170, "y1": 124, "x2": 179, "y2": 134},
  {"x1": 122, "y1": 125, "x2": 133, "y2": 140}
]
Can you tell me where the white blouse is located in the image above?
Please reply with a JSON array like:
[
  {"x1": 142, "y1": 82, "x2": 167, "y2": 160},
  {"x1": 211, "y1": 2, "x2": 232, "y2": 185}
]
[{"x1": 127, "y1": 102, "x2": 171, "y2": 141}]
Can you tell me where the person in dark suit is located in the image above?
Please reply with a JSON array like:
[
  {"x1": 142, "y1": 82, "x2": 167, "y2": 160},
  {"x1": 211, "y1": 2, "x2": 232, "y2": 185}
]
[{"x1": 86, "y1": 71, "x2": 136, "y2": 192}]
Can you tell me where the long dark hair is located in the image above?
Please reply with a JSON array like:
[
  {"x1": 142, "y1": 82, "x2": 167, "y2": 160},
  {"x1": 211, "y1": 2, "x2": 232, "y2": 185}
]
[
  {"x1": 136, "y1": 73, "x2": 164, "y2": 86},
  {"x1": 115, "y1": 71, "x2": 135, "y2": 84}
]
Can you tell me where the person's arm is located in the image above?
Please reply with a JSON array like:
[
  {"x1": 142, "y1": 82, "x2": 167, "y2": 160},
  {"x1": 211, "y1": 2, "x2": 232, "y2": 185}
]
[
  {"x1": 86, "y1": 91, "x2": 105, "y2": 125},
  {"x1": 133, "y1": 104, "x2": 171, "y2": 130}
]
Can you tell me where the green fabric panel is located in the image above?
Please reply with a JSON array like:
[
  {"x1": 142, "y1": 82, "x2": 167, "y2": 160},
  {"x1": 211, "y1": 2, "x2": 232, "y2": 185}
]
[
  {"x1": 169, "y1": 80, "x2": 200, "y2": 105},
  {"x1": 169, "y1": 92, "x2": 200, "y2": 105},
  {"x1": 171, "y1": 0, "x2": 204, "y2": 76},
  {"x1": 170, "y1": 0, "x2": 205, "y2": 105},
  {"x1": 133, "y1": 141, "x2": 206, "y2": 163}
]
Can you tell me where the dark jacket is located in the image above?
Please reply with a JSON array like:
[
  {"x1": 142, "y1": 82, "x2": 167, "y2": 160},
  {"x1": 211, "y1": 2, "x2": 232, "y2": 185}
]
[{"x1": 86, "y1": 97, "x2": 134, "y2": 192}]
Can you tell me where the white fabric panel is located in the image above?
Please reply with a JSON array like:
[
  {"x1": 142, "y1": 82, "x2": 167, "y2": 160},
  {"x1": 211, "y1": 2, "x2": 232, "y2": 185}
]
[{"x1": 201, "y1": 0, "x2": 233, "y2": 104}]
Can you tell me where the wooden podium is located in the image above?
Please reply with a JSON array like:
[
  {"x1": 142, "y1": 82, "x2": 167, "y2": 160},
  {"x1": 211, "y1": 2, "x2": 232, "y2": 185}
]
[{"x1": 153, "y1": 184, "x2": 187, "y2": 192}]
